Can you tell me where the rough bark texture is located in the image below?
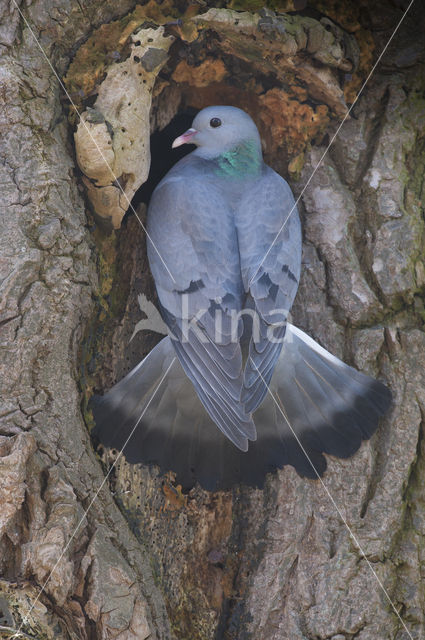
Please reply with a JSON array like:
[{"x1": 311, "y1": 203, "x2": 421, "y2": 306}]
[
  {"x1": 0, "y1": 1, "x2": 171, "y2": 638},
  {"x1": 0, "y1": 1, "x2": 424, "y2": 640}
]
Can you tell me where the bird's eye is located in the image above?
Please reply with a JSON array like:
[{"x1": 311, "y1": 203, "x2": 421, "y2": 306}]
[{"x1": 210, "y1": 117, "x2": 222, "y2": 128}]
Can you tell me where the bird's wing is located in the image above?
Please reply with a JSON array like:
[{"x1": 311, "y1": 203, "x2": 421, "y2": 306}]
[
  {"x1": 147, "y1": 159, "x2": 255, "y2": 450},
  {"x1": 236, "y1": 167, "x2": 302, "y2": 413}
]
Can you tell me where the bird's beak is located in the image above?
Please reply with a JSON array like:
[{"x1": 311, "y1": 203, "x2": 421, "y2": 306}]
[{"x1": 172, "y1": 128, "x2": 198, "y2": 148}]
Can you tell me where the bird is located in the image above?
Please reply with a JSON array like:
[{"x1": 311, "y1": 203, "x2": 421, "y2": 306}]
[{"x1": 91, "y1": 105, "x2": 392, "y2": 491}]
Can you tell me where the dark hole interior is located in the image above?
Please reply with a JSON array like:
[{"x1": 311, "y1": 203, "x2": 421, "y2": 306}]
[{"x1": 131, "y1": 108, "x2": 199, "y2": 210}]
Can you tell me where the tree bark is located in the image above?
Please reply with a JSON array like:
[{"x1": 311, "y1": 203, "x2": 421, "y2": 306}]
[{"x1": 1, "y1": 1, "x2": 424, "y2": 640}]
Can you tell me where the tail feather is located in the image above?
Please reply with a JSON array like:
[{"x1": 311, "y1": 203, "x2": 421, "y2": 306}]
[
  {"x1": 292, "y1": 359, "x2": 364, "y2": 457},
  {"x1": 91, "y1": 326, "x2": 392, "y2": 491},
  {"x1": 294, "y1": 333, "x2": 389, "y2": 438}
]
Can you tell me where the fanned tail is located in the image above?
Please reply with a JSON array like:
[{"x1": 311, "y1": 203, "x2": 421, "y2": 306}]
[{"x1": 91, "y1": 326, "x2": 392, "y2": 490}]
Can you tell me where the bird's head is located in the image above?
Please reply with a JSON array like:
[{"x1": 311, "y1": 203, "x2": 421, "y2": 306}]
[{"x1": 172, "y1": 106, "x2": 262, "y2": 159}]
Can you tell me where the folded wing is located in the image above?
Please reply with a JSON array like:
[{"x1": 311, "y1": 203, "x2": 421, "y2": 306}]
[
  {"x1": 147, "y1": 158, "x2": 256, "y2": 450},
  {"x1": 236, "y1": 168, "x2": 302, "y2": 413}
]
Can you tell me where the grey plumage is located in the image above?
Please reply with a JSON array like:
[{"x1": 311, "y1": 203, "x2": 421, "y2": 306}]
[{"x1": 92, "y1": 106, "x2": 392, "y2": 490}]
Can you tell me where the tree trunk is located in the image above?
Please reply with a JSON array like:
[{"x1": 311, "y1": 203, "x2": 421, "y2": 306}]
[{"x1": 1, "y1": 1, "x2": 424, "y2": 639}]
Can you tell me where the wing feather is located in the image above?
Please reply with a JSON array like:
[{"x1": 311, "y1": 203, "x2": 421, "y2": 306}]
[
  {"x1": 236, "y1": 168, "x2": 302, "y2": 412},
  {"x1": 147, "y1": 155, "x2": 256, "y2": 449}
]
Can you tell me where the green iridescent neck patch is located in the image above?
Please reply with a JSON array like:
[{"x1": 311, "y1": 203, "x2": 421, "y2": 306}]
[{"x1": 215, "y1": 139, "x2": 262, "y2": 178}]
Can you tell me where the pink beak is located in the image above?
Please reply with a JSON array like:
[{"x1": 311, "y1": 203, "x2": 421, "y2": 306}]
[{"x1": 172, "y1": 128, "x2": 198, "y2": 148}]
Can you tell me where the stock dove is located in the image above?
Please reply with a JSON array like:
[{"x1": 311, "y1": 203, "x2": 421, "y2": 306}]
[{"x1": 92, "y1": 106, "x2": 392, "y2": 490}]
